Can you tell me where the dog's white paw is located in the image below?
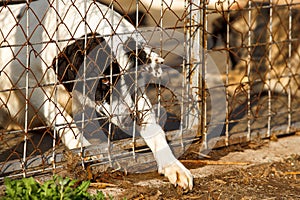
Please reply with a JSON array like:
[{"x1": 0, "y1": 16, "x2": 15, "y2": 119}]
[{"x1": 159, "y1": 160, "x2": 193, "y2": 190}]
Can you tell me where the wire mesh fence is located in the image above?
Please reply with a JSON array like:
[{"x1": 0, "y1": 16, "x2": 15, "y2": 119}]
[
  {"x1": 207, "y1": 0, "x2": 300, "y2": 147},
  {"x1": 0, "y1": 0, "x2": 300, "y2": 181}
]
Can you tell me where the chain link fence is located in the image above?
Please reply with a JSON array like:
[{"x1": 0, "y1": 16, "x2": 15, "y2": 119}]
[
  {"x1": 207, "y1": 0, "x2": 300, "y2": 147},
  {"x1": 0, "y1": 0, "x2": 300, "y2": 181}
]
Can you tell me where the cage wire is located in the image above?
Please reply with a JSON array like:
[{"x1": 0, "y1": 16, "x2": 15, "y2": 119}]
[
  {"x1": 207, "y1": 0, "x2": 300, "y2": 148},
  {"x1": 0, "y1": 0, "x2": 300, "y2": 180}
]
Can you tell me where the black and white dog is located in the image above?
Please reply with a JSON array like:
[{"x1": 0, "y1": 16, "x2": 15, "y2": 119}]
[{"x1": 0, "y1": 0, "x2": 193, "y2": 190}]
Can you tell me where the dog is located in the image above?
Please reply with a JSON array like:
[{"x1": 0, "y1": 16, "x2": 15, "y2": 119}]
[
  {"x1": 0, "y1": 0, "x2": 193, "y2": 190},
  {"x1": 209, "y1": 2, "x2": 300, "y2": 97}
]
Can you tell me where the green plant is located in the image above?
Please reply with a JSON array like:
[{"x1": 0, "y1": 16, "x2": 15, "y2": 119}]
[{"x1": 1, "y1": 176, "x2": 108, "y2": 200}]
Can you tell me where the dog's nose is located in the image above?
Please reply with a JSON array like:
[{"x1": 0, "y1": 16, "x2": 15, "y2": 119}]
[{"x1": 155, "y1": 57, "x2": 164, "y2": 64}]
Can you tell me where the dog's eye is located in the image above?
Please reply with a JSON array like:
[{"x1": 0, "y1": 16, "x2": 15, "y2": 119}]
[{"x1": 137, "y1": 49, "x2": 151, "y2": 65}]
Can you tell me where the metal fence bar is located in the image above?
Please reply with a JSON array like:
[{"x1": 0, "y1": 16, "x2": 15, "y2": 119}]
[
  {"x1": 287, "y1": 2, "x2": 292, "y2": 133},
  {"x1": 22, "y1": 0, "x2": 30, "y2": 177},
  {"x1": 267, "y1": 0, "x2": 273, "y2": 138},
  {"x1": 52, "y1": 0, "x2": 59, "y2": 174},
  {"x1": 247, "y1": 0, "x2": 252, "y2": 141},
  {"x1": 225, "y1": 1, "x2": 230, "y2": 146},
  {"x1": 107, "y1": 2, "x2": 114, "y2": 168}
]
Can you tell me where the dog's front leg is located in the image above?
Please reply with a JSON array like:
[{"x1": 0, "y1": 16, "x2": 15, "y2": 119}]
[
  {"x1": 28, "y1": 87, "x2": 91, "y2": 149},
  {"x1": 136, "y1": 91, "x2": 193, "y2": 190},
  {"x1": 96, "y1": 75, "x2": 193, "y2": 190}
]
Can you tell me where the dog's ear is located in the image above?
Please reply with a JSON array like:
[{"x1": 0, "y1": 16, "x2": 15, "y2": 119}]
[
  {"x1": 125, "y1": 10, "x2": 147, "y2": 26},
  {"x1": 52, "y1": 33, "x2": 105, "y2": 92}
]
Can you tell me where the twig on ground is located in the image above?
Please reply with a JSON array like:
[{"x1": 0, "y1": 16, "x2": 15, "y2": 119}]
[
  {"x1": 89, "y1": 182, "x2": 117, "y2": 189},
  {"x1": 191, "y1": 151, "x2": 212, "y2": 158},
  {"x1": 283, "y1": 171, "x2": 300, "y2": 175},
  {"x1": 180, "y1": 160, "x2": 250, "y2": 165}
]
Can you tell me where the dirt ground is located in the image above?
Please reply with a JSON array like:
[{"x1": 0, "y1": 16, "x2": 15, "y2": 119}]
[
  {"x1": 1, "y1": 134, "x2": 300, "y2": 199},
  {"x1": 81, "y1": 134, "x2": 300, "y2": 199}
]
